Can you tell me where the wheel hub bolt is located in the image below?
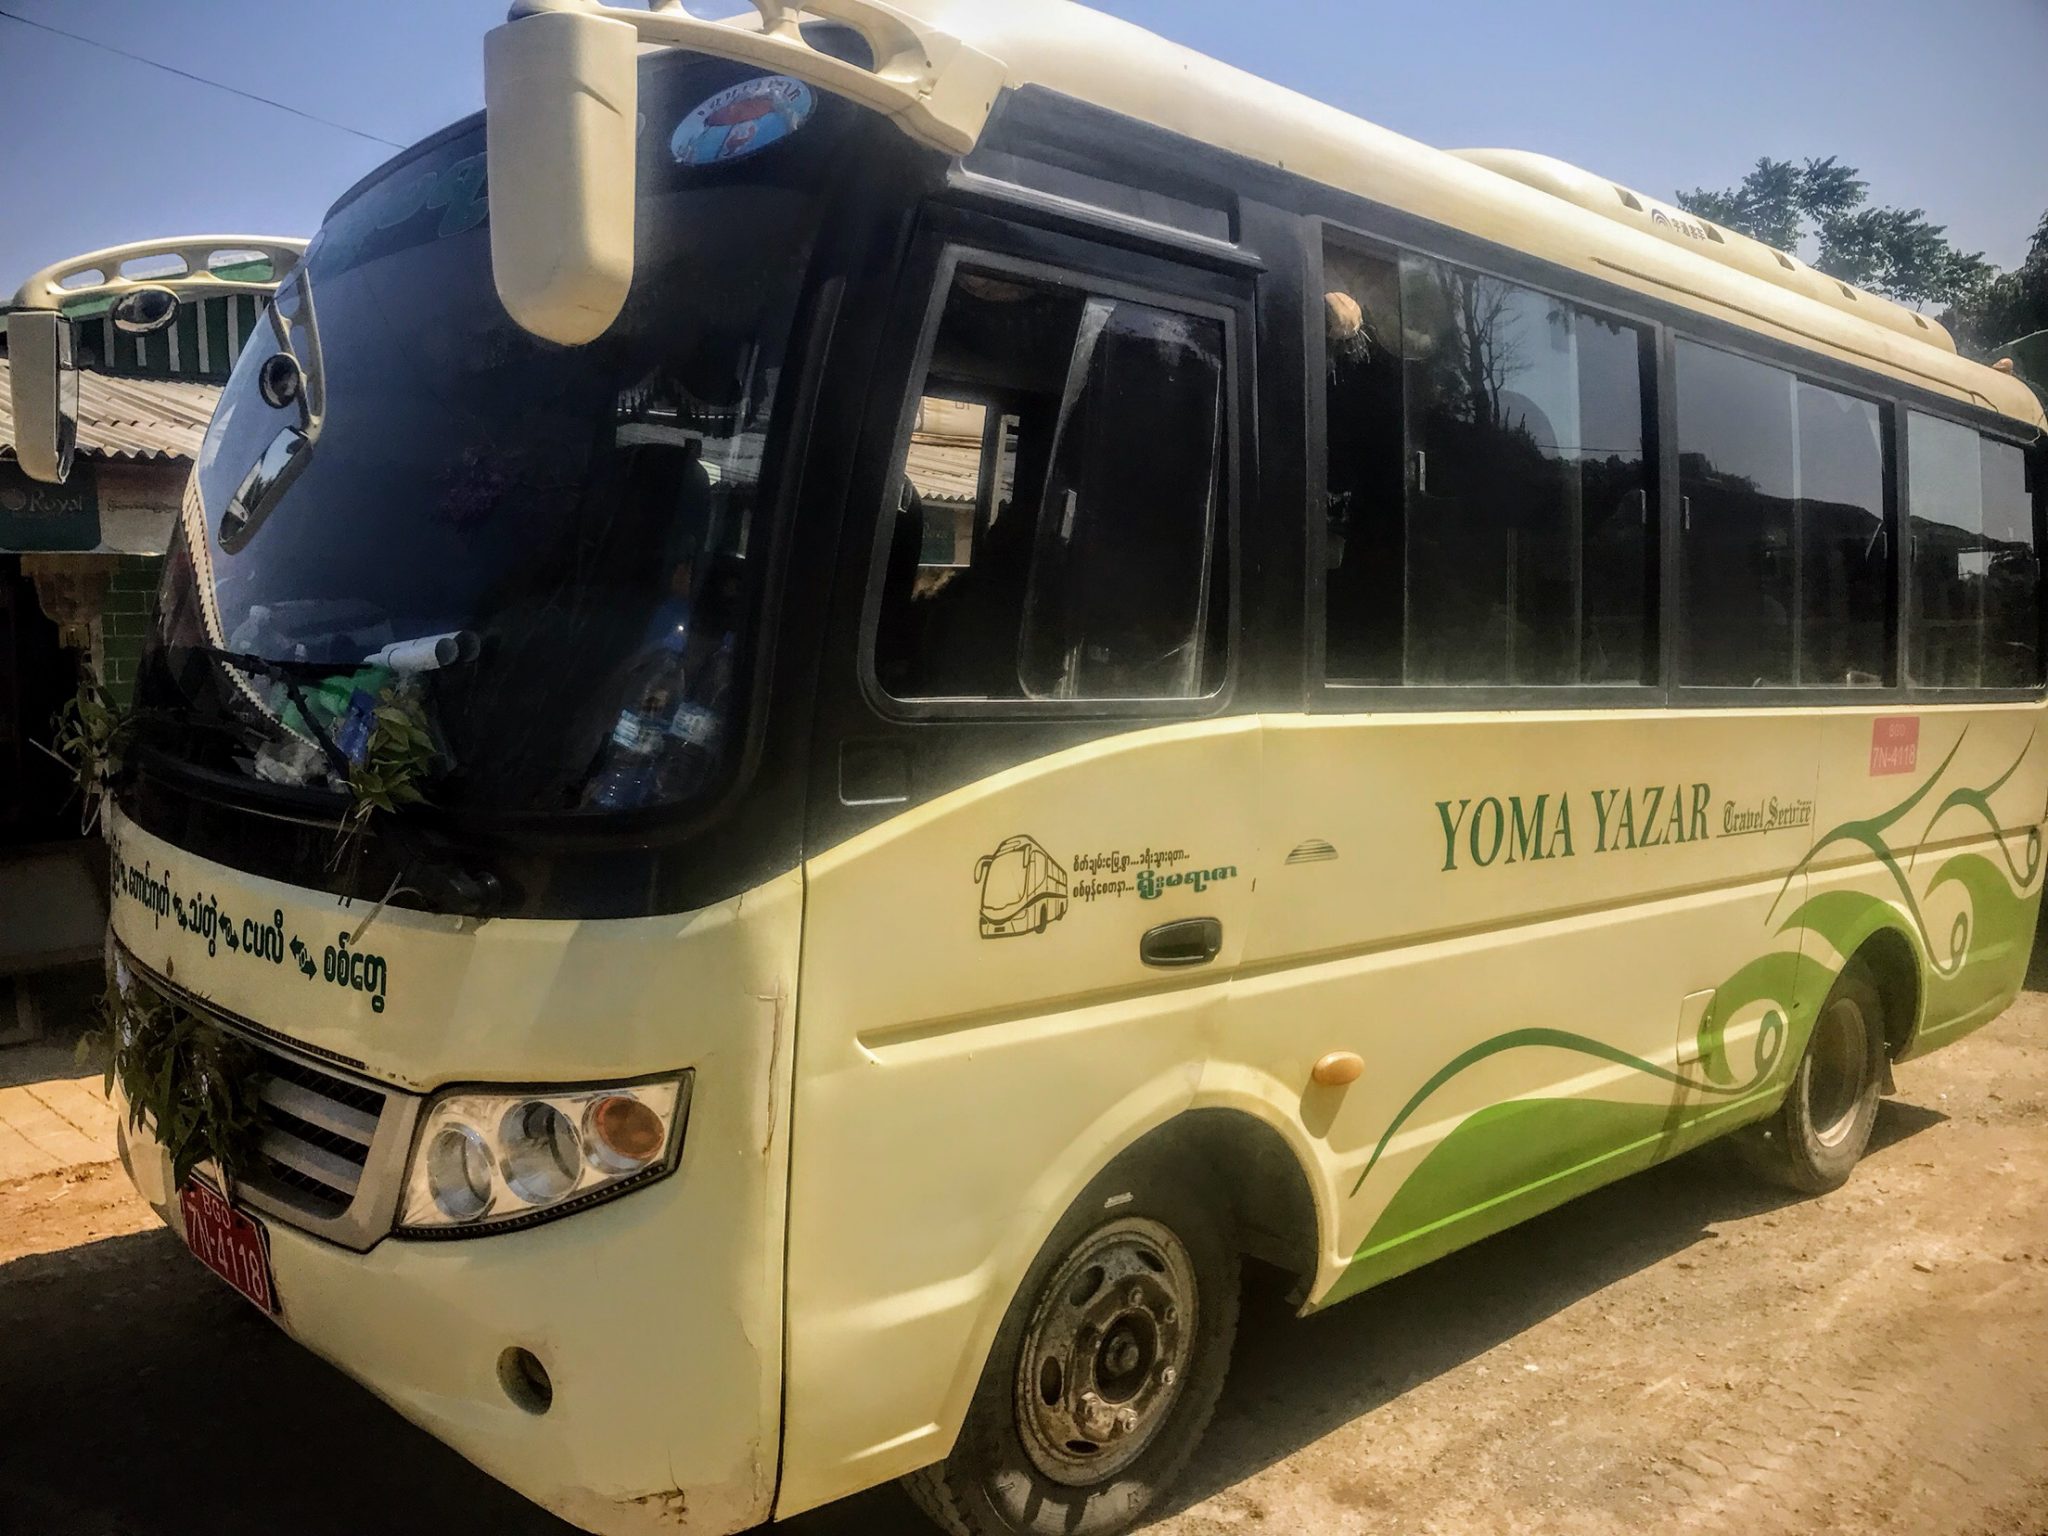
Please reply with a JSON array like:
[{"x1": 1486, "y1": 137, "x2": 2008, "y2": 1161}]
[
  {"x1": 1077, "y1": 1391, "x2": 1116, "y2": 1438},
  {"x1": 1114, "y1": 1407, "x2": 1139, "y2": 1435},
  {"x1": 1160, "y1": 1365, "x2": 1178, "y2": 1386},
  {"x1": 1127, "y1": 1286, "x2": 1145, "y2": 1306},
  {"x1": 1163, "y1": 1306, "x2": 1178, "y2": 1325}
]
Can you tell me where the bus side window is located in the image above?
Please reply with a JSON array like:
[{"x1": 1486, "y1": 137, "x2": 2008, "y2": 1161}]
[
  {"x1": 1907, "y1": 415, "x2": 2044, "y2": 689},
  {"x1": 1322, "y1": 245, "x2": 1406, "y2": 684},
  {"x1": 1677, "y1": 340, "x2": 1892, "y2": 688},
  {"x1": 872, "y1": 264, "x2": 1230, "y2": 704},
  {"x1": 1320, "y1": 237, "x2": 1657, "y2": 688}
]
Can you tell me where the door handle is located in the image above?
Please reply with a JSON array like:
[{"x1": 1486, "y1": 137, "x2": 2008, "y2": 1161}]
[{"x1": 1141, "y1": 917, "x2": 1223, "y2": 969}]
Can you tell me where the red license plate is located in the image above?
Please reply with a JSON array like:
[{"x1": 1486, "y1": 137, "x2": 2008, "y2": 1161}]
[{"x1": 179, "y1": 1182, "x2": 279, "y2": 1314}]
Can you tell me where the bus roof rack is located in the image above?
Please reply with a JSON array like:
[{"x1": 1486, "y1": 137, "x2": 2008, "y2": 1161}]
[
  {"x1": 1449, "y1": 149, "x2": 1956, "y2": 355},
  {"x1": 506, "y1": 0, "x2": 1006, "y2": 156},
  {"x1": 11, "y1": 236, "x2": 307, "y2": 312}
]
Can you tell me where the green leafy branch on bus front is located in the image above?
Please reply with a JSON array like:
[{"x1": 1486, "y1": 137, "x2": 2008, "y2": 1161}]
[
  {"x1": 326, "y1": 687, "x2": 439, "y2": 928},
  {"x1": 39, "y1": 667, "x2": 139, "y2": 837},
  {"x1": 79, "y1": 972, "x2": 267, "y2": 1192}
]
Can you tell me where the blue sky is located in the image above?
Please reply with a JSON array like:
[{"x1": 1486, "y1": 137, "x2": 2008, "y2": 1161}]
[{"x1": 2, "y1": 0, "x2": 2043, "y2": 295}]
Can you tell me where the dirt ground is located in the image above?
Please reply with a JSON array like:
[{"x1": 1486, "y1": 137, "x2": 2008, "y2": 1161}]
[{"x1": 3, "y1": 976, "x2": 2046, "y2": 1535}]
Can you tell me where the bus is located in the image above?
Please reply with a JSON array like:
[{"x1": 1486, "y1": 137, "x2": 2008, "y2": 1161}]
[
  {"x1": 975, "y1": 834, "x2": 1070, "y2": 938},
  {"x1": 54, "y1": 1, "x2": 2046, "y2": 1533}
]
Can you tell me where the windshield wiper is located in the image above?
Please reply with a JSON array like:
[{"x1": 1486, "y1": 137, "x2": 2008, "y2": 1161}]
[{"x1": 187, "y1": 642, "x2": 357, "y2": 785}]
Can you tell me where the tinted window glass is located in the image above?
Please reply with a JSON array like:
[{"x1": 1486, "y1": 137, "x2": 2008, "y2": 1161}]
[
  {"x1": 1678, "y1": 344, "x2": 1797, "y2": 685},
  {"x1": 1909, "y1": 414, "x2": 2042, "y2": 687},
  {"x1": 1678, "y1": 342, "x2": 1891, "y2": 687},
  {"x1": 1322, "y1": 245, "x2": 1654, "y2": 685},
  {"x1": 1982, "y1": 437, "x2": 2042, "y2": 686},
  {"x1": 874, "y1": 267, "x2": 1229, "y2": 702},
  {"x1": 1322, "y1": 245, "x2": 1405, "y2": 683},
  {"x1": 1797, "y1": 382, "x2": 1889, "y2": 685}
]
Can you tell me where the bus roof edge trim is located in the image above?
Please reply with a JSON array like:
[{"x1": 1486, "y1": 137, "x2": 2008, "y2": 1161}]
[
  {"x1": 507, "y1": 0, "x2": 1008, "y2": 158},
  {"x1": 11, "y1": 236, "x2": 309, "y2": 313},
  {"x1": 1449, "y1": 149, "x2": 1958, "y2": 357}
]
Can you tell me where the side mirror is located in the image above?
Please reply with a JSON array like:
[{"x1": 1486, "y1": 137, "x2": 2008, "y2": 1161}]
[
  {"x1": 484, "y1": 7, "x2": 639, "y2": 345},
  {"x1": 7, "y1": 309, "x2": 79, "y2": 484},
  {"x1": 110, "y1": 285, "x2": 181, "y2": 336}
]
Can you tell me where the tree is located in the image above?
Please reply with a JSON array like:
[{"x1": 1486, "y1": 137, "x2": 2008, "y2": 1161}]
[
  {"x1": 1675, "y1": 156, "x2": 1991, "y2": 311},
  {"x1": 1948, "y1": 210, "x2": 2048, "y2": 356}
]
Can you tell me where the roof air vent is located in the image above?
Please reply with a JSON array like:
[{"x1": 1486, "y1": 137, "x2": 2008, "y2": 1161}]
[
  {"x1": 1773, "y1": 251, "x2": 1796, "y2": 271},
  {"x1": 1614, "y1": 186, "x2": 1643, "y2": 212},
  {"x1": 1702, "y1": 224, "x2": 1725, "y2": 244}
]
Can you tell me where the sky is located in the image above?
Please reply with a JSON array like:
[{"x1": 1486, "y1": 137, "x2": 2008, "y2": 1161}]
[{"x1": 1, "y1": 0, "x2": 2044, "y2": 295}]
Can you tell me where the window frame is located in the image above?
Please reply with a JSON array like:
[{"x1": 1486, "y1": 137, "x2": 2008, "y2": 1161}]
[
  {"x1": 856, "y1": 238, "x2": 1247, "y2": 722},
  {"x1": 1304, "y1": 212, "x2": 2046, "y2": 712}
]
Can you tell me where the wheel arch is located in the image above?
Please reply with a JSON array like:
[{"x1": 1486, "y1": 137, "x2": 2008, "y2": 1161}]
[
  {"x1": 926, "y1": 1083, "x2": 1330, "y2": 1473},
  {"x1": 1119, "y1": 1104, "x2": 1324, "y2": 1292},
  {"x1": 1844, "y1": 923, "x2": 1923, "y2": 1064}
]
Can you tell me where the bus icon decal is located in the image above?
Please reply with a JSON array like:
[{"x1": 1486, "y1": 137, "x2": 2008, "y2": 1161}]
[{"x1": 973, "y1": 835, "x2": 1071, "y2": 939}]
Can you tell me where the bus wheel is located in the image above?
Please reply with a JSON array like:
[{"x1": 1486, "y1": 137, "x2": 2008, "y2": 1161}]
[
  {"x1": 1737, "y1": 965, "x2": 1886, "y2": 1196},
  {"x1": 901, "y1": 1152, "x2": 1240, "y2": 1536}
]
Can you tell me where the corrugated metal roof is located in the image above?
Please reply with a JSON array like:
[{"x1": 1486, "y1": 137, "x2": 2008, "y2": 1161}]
[
  {"x1": 904, "y1": 431, "x2": 982, "y2": 505},
  {"x1": 0, "y1": 357, "x2": 220, "y2": 464}
]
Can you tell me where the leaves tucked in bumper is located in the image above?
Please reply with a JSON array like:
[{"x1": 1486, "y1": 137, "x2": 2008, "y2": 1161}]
[{"x1": 83, "y1": 972, "x2": 266, "y2": 1191}]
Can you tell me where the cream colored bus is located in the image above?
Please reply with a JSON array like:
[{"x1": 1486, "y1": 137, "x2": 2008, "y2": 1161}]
[{"x1": 57, "y1": 2, "x2": 2048, "y2": 1533}]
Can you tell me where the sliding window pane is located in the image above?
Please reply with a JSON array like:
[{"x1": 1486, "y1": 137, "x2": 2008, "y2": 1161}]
[
  {"x1": 1980, "y1": 436, "x2": 2041, "y2": 686},
  {"x1": 1322, "y1": 244, "x2": 1406, "y2": 684},
  {"x1": 1796, "y1": 382, "x2": 1888, "y2": 686},
  {"x1": 1678, "y1": 342, "x2": 1797, "y2": 686},
  {"x1": 1577, "y1": 311, "x2": 1655, "y2": 683},
  {"x1": 1908, "y1": 412, "x2": 1989, "y2": 687},
  {"x1": 1398, "y1": 256, "x2": 1652, "y2": 685}
]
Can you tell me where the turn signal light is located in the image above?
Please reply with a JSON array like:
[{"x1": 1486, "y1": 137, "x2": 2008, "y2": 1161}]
[{"x1": 589, "y1": 1093, "x2": 666, "y2": 1169}]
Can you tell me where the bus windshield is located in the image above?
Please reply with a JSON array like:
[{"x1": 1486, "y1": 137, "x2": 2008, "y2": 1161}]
[{"x1": 142, "y1": 54, "x2": 854, "y2": 817}]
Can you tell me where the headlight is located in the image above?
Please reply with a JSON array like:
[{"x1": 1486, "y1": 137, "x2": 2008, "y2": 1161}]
[{"x1": 397, "y1": 1074, "x2": 691, "y2": 1237}]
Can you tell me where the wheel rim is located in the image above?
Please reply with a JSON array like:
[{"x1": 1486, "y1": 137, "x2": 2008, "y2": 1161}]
[
  {"x1": 1803, "y1": 996, "x2": 1870, "y2": 1148},
  {"x1": 1013, "y1": 1215, "x2": 1196, "y2": 1487}
]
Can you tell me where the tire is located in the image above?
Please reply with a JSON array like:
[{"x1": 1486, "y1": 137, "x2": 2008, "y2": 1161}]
[
  {"x1": 1737, "y1": 965, "x2": 1886, "y2": 1195},
  {"x1": 902, "y1": 1149, "x2": 1241, "y2": 1536}
]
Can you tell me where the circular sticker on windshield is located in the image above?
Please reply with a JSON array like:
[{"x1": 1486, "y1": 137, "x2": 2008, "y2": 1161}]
[{"x1": 670, "y1": 76, "x2": 816, "y2": 167}]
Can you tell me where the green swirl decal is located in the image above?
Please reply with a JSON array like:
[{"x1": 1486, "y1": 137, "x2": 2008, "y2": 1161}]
[
  {"x1": 1772, "y1": 730, "x2": 2035, "y2": 984},
  {"x1": 1912, "y1": 732, "x2": 2041, "y2": 890},
  {"x1": 1338, "y1": 726, "x2": 2042, "y2": 1302},
  {"x1": 1346, "y1": 1017, "x2": 1786, "y2": 1199}
]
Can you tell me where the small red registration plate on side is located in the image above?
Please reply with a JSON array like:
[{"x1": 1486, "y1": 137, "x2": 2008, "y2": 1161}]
[{"x1": 179, "y1": 1182, "x2": 279, "y2": 1315}]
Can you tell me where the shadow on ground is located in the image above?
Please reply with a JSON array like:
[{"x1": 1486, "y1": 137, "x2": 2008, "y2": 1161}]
[
  {"x1": 0, "y1": 1099, "x2": 1945, "y2": 1536},
  {"x1": 1156, "y1": 1097, "x2": 1945, "y2": 1521}
]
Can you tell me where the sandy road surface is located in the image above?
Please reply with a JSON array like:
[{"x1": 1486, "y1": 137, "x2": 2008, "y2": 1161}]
[{"x1": 3, "y1": 986, "x2": 2045, "y2": 1534}]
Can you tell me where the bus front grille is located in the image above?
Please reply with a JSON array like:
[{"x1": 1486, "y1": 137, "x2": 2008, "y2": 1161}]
[
  {"x1": 112, "y1": 944, "x2": 421, "y2": 1251},
  {"x1": 247, "y1": 1051, "x2": 386, "y2": 1220}
]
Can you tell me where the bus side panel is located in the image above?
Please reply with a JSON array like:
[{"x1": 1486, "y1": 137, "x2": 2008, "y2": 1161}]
[
  {"x1": 1800, "y1": 702, "x2": 2048, "y2": 1062},
  {"x1": 779, "y1": 720, "x2": 1262, "y2": 1515},
  {"x1": 1238, "y1": 709, "x2": 1826, "y2": 1308}
]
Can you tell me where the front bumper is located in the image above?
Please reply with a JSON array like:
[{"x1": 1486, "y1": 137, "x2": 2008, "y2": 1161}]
[{"x1": 121, "y1": 1118, "x2": 778, "y2": 1536}]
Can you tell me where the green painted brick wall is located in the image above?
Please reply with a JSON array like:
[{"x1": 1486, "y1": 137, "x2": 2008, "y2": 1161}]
[{"x1": 100, "y1": 555, "x2": 163, "y2": 707}]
